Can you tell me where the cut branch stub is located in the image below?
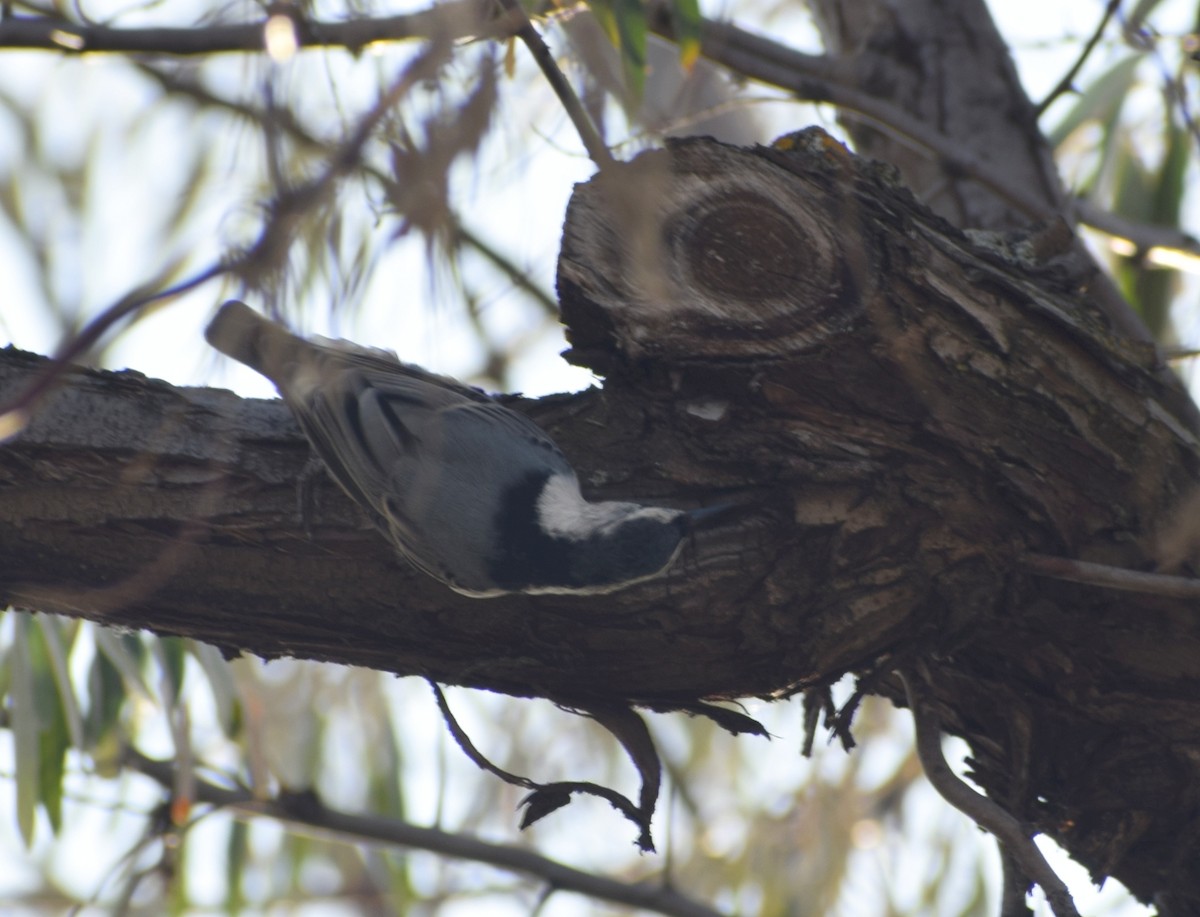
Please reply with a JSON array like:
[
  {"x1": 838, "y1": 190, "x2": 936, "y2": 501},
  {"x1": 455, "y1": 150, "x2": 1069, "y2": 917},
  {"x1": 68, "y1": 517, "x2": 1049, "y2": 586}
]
[{"x1": 558, "y1": 132, "x2": 865, "y2": 368}]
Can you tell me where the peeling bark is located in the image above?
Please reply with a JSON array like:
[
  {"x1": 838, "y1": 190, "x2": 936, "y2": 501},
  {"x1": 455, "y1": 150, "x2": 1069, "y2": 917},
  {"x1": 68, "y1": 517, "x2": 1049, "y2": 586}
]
[{"x1": 3, "y1": 134, "x2": 1200, "y2": 906}]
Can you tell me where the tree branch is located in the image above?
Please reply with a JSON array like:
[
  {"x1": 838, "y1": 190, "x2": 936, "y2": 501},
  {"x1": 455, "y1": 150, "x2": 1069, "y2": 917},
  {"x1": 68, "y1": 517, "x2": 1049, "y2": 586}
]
[
  {"x1": 0, "y1": 0, "x2": 514, "y2": 54},
  {"x1": 1074, "y1": 197, "x2": 1200, "y2": 265},
  {"x1": 642, "y1": 2, "x2": 1194, "y2": 365},
  {"x1": 495, "y1": 0, "x2": 613, "y2": 169},
  {"x1": 125, "y1": 749, "x2": 725, "y2": 917},
  {"x1": 1022, "y1": 553, "x2": 1200, "y2": 599},
  {"x1": 1034, "y1": 0, "x2": 1121, "y2": 116},
  {"x1": 898, "y1": 669, "x2": 1080, "y2": 917},
  {"x1": 662, "y1": 4, "x2": 1200, "y2": 274}
]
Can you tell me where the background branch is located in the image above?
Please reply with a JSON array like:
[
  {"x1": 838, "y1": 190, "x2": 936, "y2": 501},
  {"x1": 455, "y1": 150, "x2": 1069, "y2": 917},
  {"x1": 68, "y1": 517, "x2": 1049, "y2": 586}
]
[
  {"x1": 125, "y1": 750, "x2": 724, "y2": 917},
  {"x1": 0, "y1": 0, "x2": 513, "y2": 54}
]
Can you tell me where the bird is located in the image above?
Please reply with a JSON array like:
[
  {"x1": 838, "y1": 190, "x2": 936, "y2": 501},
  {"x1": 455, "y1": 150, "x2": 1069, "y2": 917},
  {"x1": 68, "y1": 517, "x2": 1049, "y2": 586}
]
[{"x1": 205, "y1": 300, "x2": 707, "y2": 597}]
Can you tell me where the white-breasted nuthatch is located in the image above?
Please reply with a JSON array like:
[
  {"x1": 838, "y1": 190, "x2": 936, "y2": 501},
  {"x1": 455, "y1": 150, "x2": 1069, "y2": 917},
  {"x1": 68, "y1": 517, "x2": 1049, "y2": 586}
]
[{"x1": 205, "y1": 300, "x2": 705, "y2": 597}]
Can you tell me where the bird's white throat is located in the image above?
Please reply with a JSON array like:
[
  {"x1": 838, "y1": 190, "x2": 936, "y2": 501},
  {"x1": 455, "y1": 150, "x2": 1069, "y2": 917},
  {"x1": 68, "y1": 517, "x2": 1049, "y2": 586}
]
[{"x1": 536, "y1": 474, "x2": 679, "y2": 540}]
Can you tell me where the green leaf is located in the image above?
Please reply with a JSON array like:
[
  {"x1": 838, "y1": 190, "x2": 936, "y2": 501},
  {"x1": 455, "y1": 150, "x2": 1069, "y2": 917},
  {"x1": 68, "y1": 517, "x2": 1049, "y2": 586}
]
[
  {"x1": 36, "y1": 616, "x2": 85, "y2": 751},
  {"x1": 1149, "y1": 116, "x2": 1190, "y2": 227},
  {"x1": 0, "y1": 609, "x2": 12, "y2": 702},
  {"x1": 156, "y1": 636, "x2": 188, "y2": 706},
  {"x1": 10, "y1": 615, "x2": 41, "y2": 847},
  {"x1": 85, "y1": 641, "x2": 128, "y2": 771},
  {"x1": 37, "y1": 698, "x2": 69, "y2": 833},
  {"x1": 29, "y1": 623, "x2": 69, "y2": 835},
  {"x1": 225, "y1": 818, "x2": 248, "y2": 914},
  {"x1": 8, "y1": 615, "x2": 72, "y2": 842},
  {"x1": 669, "y1": 0, "x2": 702, "y2": 70},
  {"x1": 589, "y1": 0, "x2": 648, "y2": 101},
  {"x1": 1110, "y1": 116, "x2": 1189, "y2": 339},
  {"x1": 93, "y1": 628, "x2": 151, "y2": 700},
  {"x1": 188, "y1": 641, "x2": 242, "y2": 738}
]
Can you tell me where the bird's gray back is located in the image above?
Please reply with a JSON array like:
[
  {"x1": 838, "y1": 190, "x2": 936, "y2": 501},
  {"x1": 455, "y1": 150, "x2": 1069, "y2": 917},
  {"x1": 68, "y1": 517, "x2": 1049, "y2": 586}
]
[{"x1": 288, "y1": 351, "x2": 575, "y2": 593}]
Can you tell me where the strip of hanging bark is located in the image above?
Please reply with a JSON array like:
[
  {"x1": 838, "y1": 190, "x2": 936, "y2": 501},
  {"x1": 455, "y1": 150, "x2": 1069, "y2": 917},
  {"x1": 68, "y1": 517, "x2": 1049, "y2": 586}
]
[
  {"x1": 640, "y1": 700, "x2": 769, "y2": 738},
  {"x1": 429, "y1": 682, "x2": 659, "y2": 850}
]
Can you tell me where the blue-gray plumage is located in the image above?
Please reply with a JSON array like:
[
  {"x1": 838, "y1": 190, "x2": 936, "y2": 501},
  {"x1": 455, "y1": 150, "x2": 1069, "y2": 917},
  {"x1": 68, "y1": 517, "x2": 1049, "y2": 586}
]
[{"x1": 204, "y1": 300, "x2": 696, "y2": 597}]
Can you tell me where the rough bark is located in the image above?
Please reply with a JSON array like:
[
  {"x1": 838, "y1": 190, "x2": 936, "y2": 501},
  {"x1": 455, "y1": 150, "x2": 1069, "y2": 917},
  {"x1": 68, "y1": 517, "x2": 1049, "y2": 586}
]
[
  {"x1": 807, "y1": 0, "x2": 1064, "y2": 230},
  {"x1": 3, "y1": 134, "x2": 1200, "y2": 906}
]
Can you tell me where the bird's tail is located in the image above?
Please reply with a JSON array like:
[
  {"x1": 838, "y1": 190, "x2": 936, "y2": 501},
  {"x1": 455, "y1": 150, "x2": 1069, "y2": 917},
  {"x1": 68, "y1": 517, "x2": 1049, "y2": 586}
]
[{"x1": 205, "y1": 300, "x2": 306, "y2": 386}]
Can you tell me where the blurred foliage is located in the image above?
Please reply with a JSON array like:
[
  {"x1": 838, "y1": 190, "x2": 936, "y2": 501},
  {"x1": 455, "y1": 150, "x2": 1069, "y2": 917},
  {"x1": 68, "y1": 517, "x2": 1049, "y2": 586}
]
[{"x1": 0, "y1": 0, "x2": 1197, "y2": 915}]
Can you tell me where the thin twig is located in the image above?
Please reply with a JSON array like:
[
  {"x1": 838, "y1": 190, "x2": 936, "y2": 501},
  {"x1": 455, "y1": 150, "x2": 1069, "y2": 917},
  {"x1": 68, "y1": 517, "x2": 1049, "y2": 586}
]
[
  {"x1": 1022, "y1": 552, "x2": 1200, "y2": 599},
  {"x1": 138, "y1": 62, "x2": 560, "y2": 314},
  {"x1": 1035, "y1": 0, "x2": 1121, "y2": 116},
  {"x1": 428, "y1": 682, "x2": 657, "y2": 850},
  {"x1": 1074, "y1": 197, "x2": 1200, "y2": 264},
  {"x1": 0, "y1": 56, "x2": 429, "y2": 440},
  {"x1": 494, "y1": 0, "x2": 614, "y2": 169},
  {"x1": 897, "y1": 668, "x2": 1080, "y2": 917},
  {"x1": 451, "y1": 221, "x2": 559, "y2": 315},
  {"x1": 125, "y1": 749, "x2": 724, "y2": 917}
]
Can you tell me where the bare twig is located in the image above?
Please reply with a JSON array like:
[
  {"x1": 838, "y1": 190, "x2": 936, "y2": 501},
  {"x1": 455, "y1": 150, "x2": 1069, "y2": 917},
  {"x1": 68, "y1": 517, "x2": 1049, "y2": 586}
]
[
  {"x1": 1001, "y1": 847, "x2": 1035, "y2": 917},
  {"x1": 898, "y1": 668, "x2": 1080, "y2": 917},
  {"x1": 451, "y1": 222, "x2": 559, "y2": 315},
  {"x1": 0, "y1": 58, "x2": 424, "y2": 440},
  {"x1": 1075, "y1": 197, "x2": 1200, "y2": 265},
  {"x1": 1035, "y1": 0, "x2": 1121, "y2": 116},
  {"x1": 1164, "y1": 347, "x2": 1200, "y2": 361},
  {"x1": 494, "y1": 0, "x2": 614, "y2": 168},
  {"x1": 0, "y1": 0, "x2": 515, "y2": 54},
  {"x1": 1022, "y1": 552, "x2": 1200, "y2": 599},
  {"x1": 125, "y1": 749, "x2": 724, "y2": 917}
]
